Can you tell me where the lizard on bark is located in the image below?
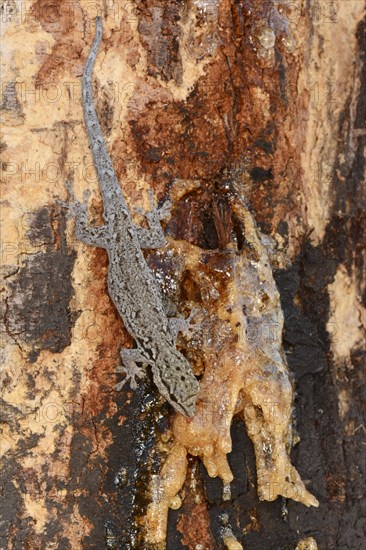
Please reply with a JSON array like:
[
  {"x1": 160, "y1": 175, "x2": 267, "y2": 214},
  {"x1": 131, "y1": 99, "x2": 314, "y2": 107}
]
[{"x1": 65, "y1": 16, "x2": 199, "y2": 417}]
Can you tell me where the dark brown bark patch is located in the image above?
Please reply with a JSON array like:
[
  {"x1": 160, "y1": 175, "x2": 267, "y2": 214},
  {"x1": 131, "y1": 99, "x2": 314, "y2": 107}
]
[
  {"x1": 137, "y1": 1, "x2": 183, "y2": 83},
  {"x1": 6, "y1": 207, "x2": 77, "y2": 361}
]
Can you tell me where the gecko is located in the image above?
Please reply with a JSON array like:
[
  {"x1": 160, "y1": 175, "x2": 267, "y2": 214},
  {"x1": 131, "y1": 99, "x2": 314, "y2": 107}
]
[{"x1": 65, "y1": 16, "x2": 199, "y2": 417}]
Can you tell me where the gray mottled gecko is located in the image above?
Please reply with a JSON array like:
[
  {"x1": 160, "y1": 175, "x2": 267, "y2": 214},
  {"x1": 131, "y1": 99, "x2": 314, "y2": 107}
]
[{"x1": 66, "y1": 16, "x2": 199, "y2": 416}]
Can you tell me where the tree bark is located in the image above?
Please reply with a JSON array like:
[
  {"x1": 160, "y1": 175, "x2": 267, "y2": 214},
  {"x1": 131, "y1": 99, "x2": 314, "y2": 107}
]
[{"x1": 1, "y1": 1, "x2": 365, "y2": 549}]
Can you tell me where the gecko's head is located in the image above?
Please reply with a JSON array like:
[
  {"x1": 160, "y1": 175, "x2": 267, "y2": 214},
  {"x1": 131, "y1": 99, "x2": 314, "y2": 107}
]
[{"x1": 154, "y1": 348, "x2": 199, "y2": 418}]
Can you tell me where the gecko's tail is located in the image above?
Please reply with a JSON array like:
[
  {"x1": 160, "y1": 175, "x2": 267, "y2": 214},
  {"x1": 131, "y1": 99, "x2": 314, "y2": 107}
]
[
  {"x1": 81, "y1": 15, "x2": 120, "y2": 196},
  {"x1": 83, "y1": 17, "x2": 103, "y2": 86}
]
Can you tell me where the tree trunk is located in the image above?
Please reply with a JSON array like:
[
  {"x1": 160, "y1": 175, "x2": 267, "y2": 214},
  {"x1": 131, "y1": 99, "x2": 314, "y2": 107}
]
[{"x1": 1, "y1": 1, "x2": 364, "y2": 549}]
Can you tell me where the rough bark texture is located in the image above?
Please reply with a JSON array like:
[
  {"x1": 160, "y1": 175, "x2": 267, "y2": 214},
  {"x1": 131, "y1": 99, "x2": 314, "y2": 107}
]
[{"x1": 1, "y1": 1, "x2": 365, "y2": 549}]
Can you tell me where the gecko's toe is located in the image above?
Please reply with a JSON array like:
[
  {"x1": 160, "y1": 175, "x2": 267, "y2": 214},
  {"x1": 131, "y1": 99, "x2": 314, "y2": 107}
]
[
  {"x1": 115, "y1": 374, "x2": 137, "y2": 391},
  {"x1": 115, "y1": 380, "x2": 127, "y2": 392},
  {"x1": 158, "y1": 200, "x2": 172, "y2": 220},
  {"x1": 115, "y1": 372, "x2": 136, "y2": 391}
]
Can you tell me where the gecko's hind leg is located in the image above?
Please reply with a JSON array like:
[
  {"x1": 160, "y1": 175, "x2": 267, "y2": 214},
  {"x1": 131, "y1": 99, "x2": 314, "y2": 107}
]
[
  {"x1": 116, "y1": 348, "x2": 150, "y2": 390},
  {"x1": 61, "y1": 181, "x2": 109, "y2": 248},
  {"x1": 134, "y1": 190, "x2": 172, "y2": 249}
]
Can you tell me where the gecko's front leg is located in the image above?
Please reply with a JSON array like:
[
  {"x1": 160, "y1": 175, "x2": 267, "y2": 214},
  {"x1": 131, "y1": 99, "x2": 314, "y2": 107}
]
[
  {"x1": 63, "y1": 181, "x2": 109, "y2": 248},
  {"x1": 134, "y1": 190, "x2": 172, "y2": 249}
]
